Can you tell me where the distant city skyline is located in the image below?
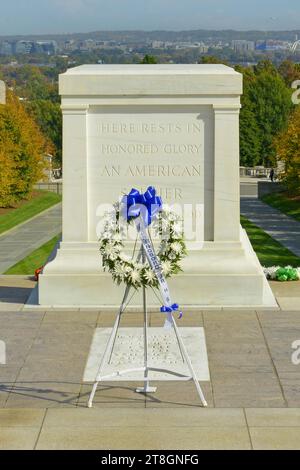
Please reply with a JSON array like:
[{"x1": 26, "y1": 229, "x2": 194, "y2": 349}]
[{"x1": 0, "y1": 0, "x2": 299, "y2": 36}]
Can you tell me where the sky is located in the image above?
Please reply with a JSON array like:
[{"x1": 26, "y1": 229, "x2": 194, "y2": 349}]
[{"x1": 0, "y1": 0, "x2": 299, "y2": 35}]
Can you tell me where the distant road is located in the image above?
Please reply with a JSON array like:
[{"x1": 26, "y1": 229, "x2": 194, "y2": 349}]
[
  {"x1": 0, "y1": 203, "x2": 62, "y2": 274},
  {"x1": 241, "y1": 197, "x2": 300, "y2": 258}
]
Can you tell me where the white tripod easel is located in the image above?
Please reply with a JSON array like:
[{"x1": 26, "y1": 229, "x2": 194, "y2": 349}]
[{"x1": 88, "y1": 246, "x2": 207, "y2": 408}]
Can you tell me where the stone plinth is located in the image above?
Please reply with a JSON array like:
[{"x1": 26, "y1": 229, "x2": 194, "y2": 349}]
[{"x1": 38, "y1": 65, "x2": 276, "y2": 308}]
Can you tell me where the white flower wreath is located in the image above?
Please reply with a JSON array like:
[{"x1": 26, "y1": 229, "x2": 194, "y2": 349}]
[{"x1": 99, "y1": 204, "x2": 187, "y2": 289}]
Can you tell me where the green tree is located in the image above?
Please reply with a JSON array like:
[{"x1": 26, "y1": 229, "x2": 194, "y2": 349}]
[
  {"x1": 26, "y1": 100, "x2": 62, "y2": 164},
  {"x1": 141, "y1": 54, "x2": 158, "y2": 64},
  {"x1": 240, "y1": 105, "x2": 261, "y2": 166},
  {"x1": 200, "y1": 55, "x2": 229, "y2": 65},
  {"x1": 236, "y1": 67, "x2": 261, "y2": 166},
  {"x1": 248, "y1": 61, "x2": 293, "y2": 166}
]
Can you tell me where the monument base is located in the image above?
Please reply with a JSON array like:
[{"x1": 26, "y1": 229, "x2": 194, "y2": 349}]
[{"x1": 38, "y1": 228, "x2": 277, "y2": 308}]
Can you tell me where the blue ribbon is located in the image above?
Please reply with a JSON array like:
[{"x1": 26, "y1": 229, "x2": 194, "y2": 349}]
[
  {"x1": 121, "y1": 186, "x2": 182, "y2": 322},
  {"x1": 121, "y1": 186, "x2": 162, "y2": 227},
  {"x1": 161, "y1": 303, "x2": 183, "y2": 320}
]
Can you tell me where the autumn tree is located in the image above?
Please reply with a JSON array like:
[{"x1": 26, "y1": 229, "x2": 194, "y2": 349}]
[
  {"x1": 274, "y1": 105, "x2": 300, "y2": 196},
  {"x1": 278, "y1": 59, "x2": 300, "y2": 87},
  {"x1": 0, "y1": 90, "x2": 53, "y2": 207}
]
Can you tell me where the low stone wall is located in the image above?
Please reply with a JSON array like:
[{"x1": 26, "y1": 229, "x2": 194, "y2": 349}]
[
  {"x1": 258, "y1": 181, "x2": 284, "y2": 198},
  {"x1": 34, "y1": 182, "x2": 62, "y2": 195}
]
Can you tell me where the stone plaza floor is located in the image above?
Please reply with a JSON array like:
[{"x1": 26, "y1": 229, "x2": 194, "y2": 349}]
[{"x1": 0, "y1": 276, "x2": 300, "y2": 449}]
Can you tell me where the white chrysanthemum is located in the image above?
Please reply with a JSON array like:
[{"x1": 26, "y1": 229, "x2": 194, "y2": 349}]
[
  {"x1": 263, "y1": 266, "x2": 280, "y2": 280},
  {"x1": 129, "y1": 269, "x2": 141, "y2": 284},
  {"x1": 143, "y1": 268, "x2": 156, "y2": 283},
  {"x1": 161, "y1": 260, "x2": 173, "y2": 275},
  {"x1": 104, "y1": 244, "x2": 120, "y2": 260},
  {"x1": 172, "y1": 222, "x2": 182, "y2": 237},
  {"x1": 161, "y1": 218, "x2": 170, "y2": 232},
  {"x1": 170, "y1": 241, "x2": 182, "y2": 254},
  {"x1": 119, "y1": 253, "x2": 131, "y2": 262},
  {"x1": 113, "y1": 264, "x2": 130, "y2": 278}
]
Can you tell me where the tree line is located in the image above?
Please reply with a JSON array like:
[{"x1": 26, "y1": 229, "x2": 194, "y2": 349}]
[{"x1": 0, "y1": 57, "x2": 299, "y2": 208}]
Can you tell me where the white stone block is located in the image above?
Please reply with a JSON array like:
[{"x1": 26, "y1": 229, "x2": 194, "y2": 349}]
[{"x1": 38, "y1": 64, "x2": 277, "y2": 308}]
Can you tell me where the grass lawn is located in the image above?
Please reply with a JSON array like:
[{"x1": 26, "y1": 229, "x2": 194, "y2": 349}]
[
  {"x1": 5, "y1": 235, "x2": 61, "y2": 275},
  {"x1": 261, "y1": 192, "x2": 300, "y2": 222},
  {"x1": 0, "y1": 191, "x2": 62, "y2": 235},
  {"x1": 241, "y1": 215, "x2": 300, "y2": 267}
]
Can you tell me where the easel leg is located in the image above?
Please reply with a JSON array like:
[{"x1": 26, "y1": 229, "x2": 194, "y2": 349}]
[
  {"x1": 171, "y1": 316, "x2": 208, "y2": 407},
  {"x1": 87, "y1": 285, "x2": 131, "y2": 408},
  {"x1": 136, "y1": 285, "x2": 157, "y2": 394}
]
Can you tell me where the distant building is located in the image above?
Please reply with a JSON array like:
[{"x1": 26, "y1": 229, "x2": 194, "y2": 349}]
[
  {"x1": 0, "y1": 41, "x2": 13, "y2": 55},
  {"x1": 255, "y1": 40, "x2": 288, "y2": 52},
  {"x1": 15, "y1": 41, "x2": 33, "y2": 54},
  {"x1": 0, "y1": 39, "x2": 57, "y2": 56},
  {"x1": 34, "y1": 41, "x2": 58, "y2": 55},
  {"x1": 79, "y1": 39, "x2": 96, "y2": 51},
  {"x1": 64, "y1": 40, "x2": 77, "y2": 51},
  {"x1": 151, "y1": 40, "x2": 164, "y2": 49},
  {"x1": 231, "y1": 40, "x2": 255, "y2": 52}
]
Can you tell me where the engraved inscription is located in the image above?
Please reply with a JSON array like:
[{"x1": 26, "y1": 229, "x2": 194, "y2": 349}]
[
  {"x1": 98, "y1": 122, "x2": 201, "y2": 135},
  {"x1": 101, "y1": 143, "x2": 201, "y2": 155},
  {"x1": 100, "y1": 165, "x2": 201, "y2": 178},
  {"x1": 88, "y1": 112, "x2": 205, "y2": 206}
]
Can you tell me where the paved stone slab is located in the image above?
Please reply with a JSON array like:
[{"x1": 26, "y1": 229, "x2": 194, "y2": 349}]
[
  {"x1": 270, "y1": 281, "x2": 300, "y2": 298},
  {"x1": 78, "y1": 382, "x2": 146, "y2": 408},
  {"x1": 0, "y1": 303, "x2": 300, "y2": 409},
  {"x1": 144, "y1": 380, "x2": 214, "y2": 408},
  {"x1": 278, "y1": 373, "x2": 300, "y2": 407},
  {"x1": 0, "y1": 408, "x2": 45, "y2": 427},
  {"x1": 36, "y1": 425, "x2": 251, "y2": 450},
  {"x1": 212, "y1": 371, "x2": 285, "y2": 408},
  {"x1": 5, "y1": 381, "x2": 81, "y2": 408},
  {"x1": 246, "y1": 408, "x2": 300, "y2": 427},
  {"x1": 151, "y1": 311, "x2": 204, "y2": 327},
  {"x1": 250, "y1": 427, "x2": 300, "y2": 450},
  {"x1": 276, "y1": 297, "x2": 300, "y2": 311},
  {"x1": 43, "y1": 311, "x2": 100, "y2": 323},
  {"x1": 84, "y1": 327, "x2": 210, "y2": 382},
  {"x1": 0, "y1": 427, "x2": 40, "y2": 450},
  {"x1": 44, "y1": 407, "x2": 246, "y2": 428}
]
